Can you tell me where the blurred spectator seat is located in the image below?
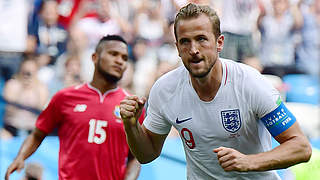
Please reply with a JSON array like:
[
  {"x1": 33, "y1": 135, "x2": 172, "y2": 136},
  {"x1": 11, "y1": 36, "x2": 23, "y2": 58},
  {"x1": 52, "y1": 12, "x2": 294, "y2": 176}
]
[{"x1": 283, "y1": 74, "x2": 319, "y2": 105}]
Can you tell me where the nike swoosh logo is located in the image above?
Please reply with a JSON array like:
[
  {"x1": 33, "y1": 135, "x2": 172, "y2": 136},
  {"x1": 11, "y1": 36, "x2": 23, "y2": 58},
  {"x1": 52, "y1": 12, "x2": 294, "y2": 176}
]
[{"x1": 176, "y1": 117, "x2": 192, "y2": 124}]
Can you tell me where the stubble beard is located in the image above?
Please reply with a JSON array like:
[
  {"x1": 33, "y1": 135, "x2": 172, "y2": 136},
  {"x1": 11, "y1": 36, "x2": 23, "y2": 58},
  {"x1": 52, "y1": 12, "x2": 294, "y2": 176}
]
[
  {"x1": 97, "y1": 58, "x2": 121, "y2": 84},
  {"x1": 186, "y1": 58, "x2": 216, "y2": 78}
]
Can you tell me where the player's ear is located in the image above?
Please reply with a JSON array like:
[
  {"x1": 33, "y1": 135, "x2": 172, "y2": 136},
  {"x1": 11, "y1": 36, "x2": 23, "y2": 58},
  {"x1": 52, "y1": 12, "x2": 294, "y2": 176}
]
[
  {"x1": 92, "y1": 52, "x2": 98, "y2": 64},
  {"x1": 216, "y1": 35, "x2": 224, "y2": 53}
]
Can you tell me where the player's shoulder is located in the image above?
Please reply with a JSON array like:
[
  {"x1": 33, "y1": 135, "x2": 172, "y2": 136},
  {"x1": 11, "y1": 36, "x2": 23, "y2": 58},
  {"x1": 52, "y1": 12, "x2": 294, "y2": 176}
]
[
  {"x1": 152, "y1": 65, "x2": 186, "y2": 91},
  {"x1": 149, "y1": 65, "x2": 187, "y2": 100},
  {"x1": 222, "y1": 58, "x2": 259, "y2": 73},
  {"x1": 221, "y1": 58, "x2": 262, "y2": 82},
  {"x1": 58, "y1": 83, "x2": 87, "y2": 94},
  {"x1": 52, "y1": 83, "x2": 87, "y2": 100}
]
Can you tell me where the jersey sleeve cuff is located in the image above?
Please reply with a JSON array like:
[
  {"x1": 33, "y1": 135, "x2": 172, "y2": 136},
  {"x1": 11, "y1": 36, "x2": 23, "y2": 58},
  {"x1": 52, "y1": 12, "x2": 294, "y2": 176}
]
[{"x1": 143, "y1": 118, "x2": 171, "y2": 135}]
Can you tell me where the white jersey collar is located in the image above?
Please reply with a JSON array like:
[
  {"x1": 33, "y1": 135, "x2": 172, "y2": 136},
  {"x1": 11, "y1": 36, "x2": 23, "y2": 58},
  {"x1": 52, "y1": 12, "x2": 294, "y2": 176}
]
[
  {"x1": 86, "y1": 83, "x2": 119, "y2": 103},
  {"x1": 186, "y1": 59, "x2": 228, "y2": 103}
]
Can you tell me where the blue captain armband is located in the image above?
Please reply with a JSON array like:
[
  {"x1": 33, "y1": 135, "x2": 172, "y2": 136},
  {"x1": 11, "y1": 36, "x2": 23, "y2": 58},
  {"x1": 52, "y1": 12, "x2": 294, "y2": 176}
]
[{"x1": 261, "y1": 102, "x2": 296, "y2": 137}]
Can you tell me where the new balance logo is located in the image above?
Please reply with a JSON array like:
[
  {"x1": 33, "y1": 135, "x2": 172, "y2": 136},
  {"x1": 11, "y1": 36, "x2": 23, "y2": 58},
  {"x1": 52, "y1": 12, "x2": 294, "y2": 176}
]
[
  {"x1": 176, "y1": 117, "x2": 192, "y2": 124},
  {"x1": 73, "y1": 104, "x2": 87, "y2": 112}
]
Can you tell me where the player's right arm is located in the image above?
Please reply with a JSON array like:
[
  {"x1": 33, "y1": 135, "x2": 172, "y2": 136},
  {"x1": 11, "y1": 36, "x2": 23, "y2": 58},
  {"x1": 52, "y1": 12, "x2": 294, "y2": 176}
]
[
  {"x1": 5, "y1": 128, "x2": 47, "y2": 180},
  {"x1": 120, "y1": 96, "x2": 168, "y2": 164}
]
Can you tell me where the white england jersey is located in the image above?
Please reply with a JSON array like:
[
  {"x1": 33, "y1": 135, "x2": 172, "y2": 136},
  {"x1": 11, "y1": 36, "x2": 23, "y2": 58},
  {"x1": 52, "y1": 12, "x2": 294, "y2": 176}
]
[{"x1": 143, "y1": 58, "x2": 281, "y2": 180}]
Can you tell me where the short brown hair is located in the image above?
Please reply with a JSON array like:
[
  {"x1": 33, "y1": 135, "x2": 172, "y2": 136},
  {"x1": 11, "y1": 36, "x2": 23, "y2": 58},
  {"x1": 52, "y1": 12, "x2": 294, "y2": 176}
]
[{"x1": 174, "y1": 3, "x2": 221, "y2": 40}]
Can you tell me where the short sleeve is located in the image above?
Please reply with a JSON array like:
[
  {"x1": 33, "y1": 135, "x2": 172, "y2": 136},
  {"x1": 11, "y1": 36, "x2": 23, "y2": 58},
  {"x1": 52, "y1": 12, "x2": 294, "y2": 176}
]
[
  {"x1": 36, "y1": 92, "x2": 62, "y2": 134},
  {"x1": 244, "y1": 67, "x2": 298, "y2": 137},
  {"x1": 143, "y1": 81, "x2": 172, "y2": 135},
  {"x1": 246, "y1": 68, "x2": 281, "y2": 118}
]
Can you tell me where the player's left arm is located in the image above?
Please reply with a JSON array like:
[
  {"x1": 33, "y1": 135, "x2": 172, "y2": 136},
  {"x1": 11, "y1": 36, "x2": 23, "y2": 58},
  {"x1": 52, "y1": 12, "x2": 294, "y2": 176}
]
[
  {"x1": 249, "y1": 101, "x2": 312, "y2": 170},
  {"x1": 259, "y1": 120, "x2": 312, "y2": 170},
  {"x1": 214, "y1": 104, "x2": 312, "y2": 172},
  {"x1": 124, "y1": 150, "x2": 141, "y2": 180},
  {"x1": 214, "y1": 68, "x2": 312, "y2": 172}
]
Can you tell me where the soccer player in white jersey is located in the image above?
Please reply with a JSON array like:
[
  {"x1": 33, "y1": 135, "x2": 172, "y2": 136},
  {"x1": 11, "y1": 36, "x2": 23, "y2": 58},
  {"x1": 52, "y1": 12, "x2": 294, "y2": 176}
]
[{"x1": 120, "y1": 3, "x2": 312, "y2": 180}]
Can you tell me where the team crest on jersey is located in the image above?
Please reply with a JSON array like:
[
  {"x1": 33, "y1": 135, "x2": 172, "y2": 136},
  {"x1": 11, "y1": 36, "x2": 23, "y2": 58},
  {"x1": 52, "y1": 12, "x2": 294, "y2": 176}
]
[
  {"x1": 114, "y1": 106, "x2": 121, "y2": 119},
  {"x1": 221, "y1": 109, "x2": 241, "y2": 133}
]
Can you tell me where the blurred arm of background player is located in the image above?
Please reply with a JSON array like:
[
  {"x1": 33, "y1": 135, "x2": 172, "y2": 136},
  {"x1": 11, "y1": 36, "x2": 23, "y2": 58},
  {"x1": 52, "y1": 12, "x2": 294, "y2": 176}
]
[
  {"x1": 124, "y1": 151, "x2": 141, "y2": 180},
  {"x1": 5, "y1": 128, "x2": 47, "y2": 180},
  {"x1": 120, "y1": 96, "x2": 168, "y2": 164}
]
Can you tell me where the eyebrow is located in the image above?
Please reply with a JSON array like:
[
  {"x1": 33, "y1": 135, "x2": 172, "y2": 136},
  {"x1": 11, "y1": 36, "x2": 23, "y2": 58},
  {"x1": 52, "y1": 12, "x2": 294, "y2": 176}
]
[{"x1": 196, "y1": 35, "x2": 207, "y2": 39}]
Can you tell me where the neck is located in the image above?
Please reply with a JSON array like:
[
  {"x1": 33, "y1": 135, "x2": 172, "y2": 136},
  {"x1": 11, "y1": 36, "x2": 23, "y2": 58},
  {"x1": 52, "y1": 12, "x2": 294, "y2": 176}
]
[
  {"x1": 190, "y1": 59, "x2": 223, "y2": 102},
  {"x1": 90, "y1": 74, "x2": 117, "y2": 94}
]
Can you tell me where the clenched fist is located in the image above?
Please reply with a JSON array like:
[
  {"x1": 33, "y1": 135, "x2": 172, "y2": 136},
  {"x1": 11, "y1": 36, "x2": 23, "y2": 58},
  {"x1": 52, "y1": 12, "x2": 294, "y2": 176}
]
[
  {"x1": 120, "y1": 95, "x2": 146, "y2": 126},
  {"x1": 214, "y1": 147, "x2": 254, "y2": 172}
]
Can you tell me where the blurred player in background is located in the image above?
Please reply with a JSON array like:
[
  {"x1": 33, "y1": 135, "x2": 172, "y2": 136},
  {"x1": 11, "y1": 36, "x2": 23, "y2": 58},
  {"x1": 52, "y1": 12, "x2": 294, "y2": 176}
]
[
  {"x1": 5, "y1": 35, "x2": 143, "y2": 180},
  {"x1": 120, "y1": 3, "x2": 311, "y2": 180}
]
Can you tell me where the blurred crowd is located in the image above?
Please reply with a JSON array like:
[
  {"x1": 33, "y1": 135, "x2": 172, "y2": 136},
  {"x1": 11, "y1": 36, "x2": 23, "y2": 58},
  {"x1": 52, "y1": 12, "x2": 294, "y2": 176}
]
[{"x1": 0, "y1": 0, "x2": 319, "y2": 139}]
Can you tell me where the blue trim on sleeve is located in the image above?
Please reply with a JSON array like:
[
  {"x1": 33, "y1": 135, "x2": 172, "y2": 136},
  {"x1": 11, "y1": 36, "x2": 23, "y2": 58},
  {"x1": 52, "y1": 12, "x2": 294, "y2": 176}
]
[{"x1": 261, "y1": 102, "x2": 296, "y2": 137}]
